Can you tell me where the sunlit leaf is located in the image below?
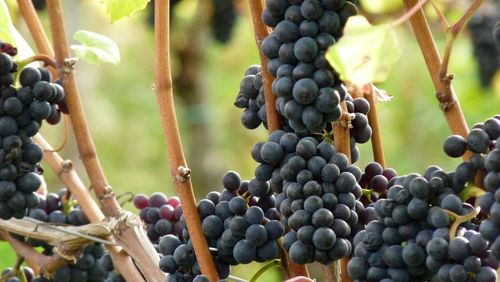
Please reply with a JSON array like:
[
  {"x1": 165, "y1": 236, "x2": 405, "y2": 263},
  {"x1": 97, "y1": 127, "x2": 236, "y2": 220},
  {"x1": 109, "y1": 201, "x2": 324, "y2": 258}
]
[
  {"x1": 102, "y1": 0, "x2": 150, "y2": 23},
  {"x1": 70, "y1": 30, "x2": 120, "y2": 65},
  {"x1": 326, "y1": 15, "x2": 401, "y2": 87},
  {"x1": 0, "y1": 1, "x2": 34, "y2": 59}
]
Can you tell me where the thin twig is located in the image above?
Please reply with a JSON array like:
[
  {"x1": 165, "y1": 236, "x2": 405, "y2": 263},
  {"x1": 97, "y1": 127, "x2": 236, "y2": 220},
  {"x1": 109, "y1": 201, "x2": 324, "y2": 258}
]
[
  {"x1": 154, "y1": 0, "x2": 219, "y2": 281},
  {"x1": 442, "y1": 207, "x2": 480, "y2": 241},
  {"x1": 16, "y1": 54, "x2": 58, "y2": 69},
  {"x1": 403, "y1": 0, "x2": 470, "y2": 159},
  {"x1": 332, "y1": 101, "x2": 352, "y2": 281},
  {"x1": 429, "y1": 1, "x2": 450, "y2": 31},
  {"x1": 439, "y1": 0, "x2": 483, "y2": 79},
  {"x1": 248, "y1": 0, "x2": 282, "y2": 132},
  {"x1": 392, "y1": 0, "x2": 429, "y2": 26}
]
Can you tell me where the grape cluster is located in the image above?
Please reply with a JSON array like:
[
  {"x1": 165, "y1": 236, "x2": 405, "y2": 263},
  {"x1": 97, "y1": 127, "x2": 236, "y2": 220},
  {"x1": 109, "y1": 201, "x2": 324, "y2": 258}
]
[
  {"x1": 1, "y1": 266, "x2": 35, "y2": 282},
  {"x1": 261, "y1": 0, "x2": 357, "y2": 132},
  {"x1": 210, "y1": 0, "x2": 237, "y2": 43},
  {"x1": 474, "y1": 117, "x2": 500, "y2": 262},
  {"x1": 33, "y1": 243, "x2": 125, "y2": 282},
  {"x1": 133, "y1": 192, "x2": 183, "y2": 244},
  {"x1": 442, "y1": 117, "x2": 499, "y2": 195},
  {"x1": 426, "y1": 230, "x2": 497, "y2": 282},
  {"x1": 234, "y1": 65, "x2": 268, "y2": 130},
  {"x1": 0, "y1": 51, "x2": 65, "y2": 220},
  {"x1": 248, "y1": 129, "x2": 364, "y2": 264},
  {"x1": 348, "y1": 164, "x2": 498, "y2": 281},
  {"x1": 467, "y1": 8, "x2": 500, "y2": 87},
  {"x1": 153, "y1": 171, "x2": 284, "y2": 281},
  {"x1": 29, "y1": 188, "x2": 90, "y2": 226}
]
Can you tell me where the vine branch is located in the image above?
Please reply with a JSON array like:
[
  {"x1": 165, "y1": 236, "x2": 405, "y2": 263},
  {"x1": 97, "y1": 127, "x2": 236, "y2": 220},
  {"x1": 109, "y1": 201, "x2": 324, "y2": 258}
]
[
  {"x1": 44, "y1": 1, "x2": 162, "y2": 280},
  {"x1": 332, "y1": 100, "x2": 352, "y2": 281},
  {"x1": 154, "y1": 0, "x2": 219, "y2": 280},
  {"x1": 364, "y1": 84, "x2": 386, "y2": 168},
  {"x1": 248, "y1": 0, "x2": 282, "y2": 132},
  {"x1": 439, "y1": 0, "x2": 483, "y2": 80},
  {"x1": 403, "y1": 0, "x2": 470, "y2": 159},
  {"x1": 16, "y1": 0, "x2": 57, "y2": 78},
  {"x1": 16, "y1": 2, "x2": 148, "y2": 279},
  {"x1": 0, "y1": 231, "x2": 68, "y2": 276}
]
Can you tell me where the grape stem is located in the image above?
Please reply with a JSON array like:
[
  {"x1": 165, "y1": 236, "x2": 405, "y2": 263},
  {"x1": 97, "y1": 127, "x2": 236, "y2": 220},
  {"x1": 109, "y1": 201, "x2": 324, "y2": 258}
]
[
  {"x1": 153, "y1": 0, "x2": 219, "y2": 281},
  {"x1": 403, "y1": 0, "x2": 470, "y2": 159},
  {"x1": 248, "y1": 0, "x2": 282, "y2": 132},
  {"x1": 249, "y1": 259, "x2": 283, "y2": 282},
  {"x1": 16, "y1": 54, "x2": 57, "y2": 69},
  {"x1": 44, "y1": 0, "x2": 163, "y2": 280},
  {"x1": 16, "y1": 0, "x2": 57, "y2": 79},
  {"x1": 442, "y1": 207, "x2": 480, "y2": 241},
  {"x1": 364, "y1": 84, "x2": 386, "y2": 168},
  {"x1": 392, "y1": 0, "x2": 429, "y2": 26},
  {"x1": 332, "y1": 100, "x2": 353, "y2": 282},
  {"x1": 439, "y1": 0, "x2": 483, "y2": 81}
]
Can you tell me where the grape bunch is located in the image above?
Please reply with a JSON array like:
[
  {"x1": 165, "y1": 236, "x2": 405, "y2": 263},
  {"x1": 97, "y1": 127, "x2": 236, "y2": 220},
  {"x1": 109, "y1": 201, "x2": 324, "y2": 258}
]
[
  {"x1": 1, "y1": 266, "x2": 35, "y2": 282},
  {"x1": 29, "y1": 188, "x2": 90, "y2": 226},
  {"x1": 154, "y1": 171, "x2": 284, "y2": 281},
  {"x1": 426, "y1": 230, "x2": 497, "y2": 282},
  {"x1": 248, "y1": 129, "x2": 365, "y2": 264},
  {"x1": 210, "y1": 0, "x2": 237, "y2": 43},
  {"x1": 467, "y1": 7, "x2": 500, "y2": 87},
  {"x1": 234, "y1": 65, "x2": 268, "y2": 130},
  {"x1": 33, "y1": 243, "x2": 125, "y2": 282},
  {"x1": 0, "y1": 51, "x2": 65, "y2": 220},
  {"x1": 442, "y1": 116, "x2": 500, "y2": 193},
  {"x1": 473, "y1": 117, "x2": 500, "y2": 262},
  {"x1": 261, "y1": 0, "x2": 358, "y2": 132},
  {"x1": 348, "y1": 164, "x2": 498, "y2": 281},
  {"x1": 133, "y1": 192, "x2": 183, "y2": 244}
]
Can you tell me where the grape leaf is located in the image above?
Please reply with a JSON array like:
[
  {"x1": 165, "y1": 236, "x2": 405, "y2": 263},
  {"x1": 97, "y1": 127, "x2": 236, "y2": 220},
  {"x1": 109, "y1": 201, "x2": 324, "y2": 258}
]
[
  {"x1": 325, "y1": 15, "x2": 401, "y2": 87},
  {"x1": 70, "y1": 30, "x2": 120, "y2": 65},
  {"x1": 102, "y1": 0, "x2": 150, "y2": 23},
  {"x1": 0, "y1": 1, "x2": 34, "y2": 59}
]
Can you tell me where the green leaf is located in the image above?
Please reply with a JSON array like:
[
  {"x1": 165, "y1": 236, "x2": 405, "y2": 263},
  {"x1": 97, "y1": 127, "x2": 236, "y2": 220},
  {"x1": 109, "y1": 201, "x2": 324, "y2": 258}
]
[
  {"x1": 0, "y1": 1, "x2": 34, "y2": 59},
  {"x1": 325, "y1": 15, "x2": 401, "y2": 87},
  {"x1": 102, "y1": 0, "x2": 150, "y2": 23},
  {"x1": 70, "y1": 30, "x2": 120, "y2": 65}
]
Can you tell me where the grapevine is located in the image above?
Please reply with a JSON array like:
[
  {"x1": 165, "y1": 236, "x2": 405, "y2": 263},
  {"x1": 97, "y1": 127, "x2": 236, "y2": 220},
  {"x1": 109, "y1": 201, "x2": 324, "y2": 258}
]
[{"x1": 0, "y1": 0, "x2": 497, "y2": 282}]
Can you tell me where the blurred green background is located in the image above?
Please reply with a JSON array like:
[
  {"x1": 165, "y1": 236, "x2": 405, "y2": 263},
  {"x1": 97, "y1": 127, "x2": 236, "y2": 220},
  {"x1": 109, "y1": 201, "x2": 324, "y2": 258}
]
[{"x1": 0, "y1": 0, "x2": 499, "y2": 280}]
